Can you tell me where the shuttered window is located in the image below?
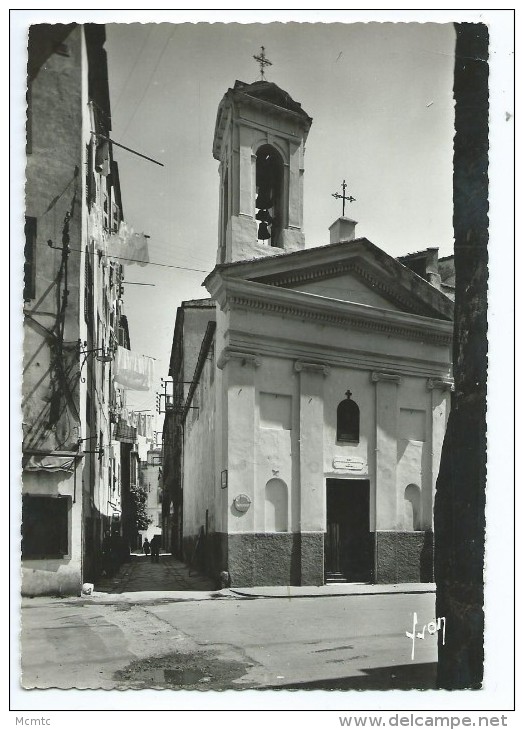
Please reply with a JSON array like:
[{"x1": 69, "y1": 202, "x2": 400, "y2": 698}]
[
  {"x1": 22, "y1": 495, "x2": 70, "y2": 559},
  {"x1": 24, "y1": 217, "x2": 37, "y2": 301}
]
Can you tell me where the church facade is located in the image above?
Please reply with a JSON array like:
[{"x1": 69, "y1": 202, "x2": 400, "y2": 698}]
[{"x1": 164, "y1": 79, "x2": 454, "y2": 586}]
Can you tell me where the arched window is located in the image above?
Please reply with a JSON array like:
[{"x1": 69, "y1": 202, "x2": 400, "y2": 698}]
[
  {"x1": 404, "y1": 484, "x2": 421, "y2": 530},
  {"x1": 264, "y1": 478, "x2": 288, "y2": 532},
  {"x1": 255, "y1": 144, "x2": 284, "y2": 247},
  {"x1": 336, "y1": 390, "x2": 360, "y2": 443}
]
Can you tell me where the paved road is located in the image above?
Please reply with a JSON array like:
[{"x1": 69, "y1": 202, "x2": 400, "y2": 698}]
[
  {"x1": 21, "y1": 555, "x2": 438, "y2": 691},
  {"x1": 94, "y1": 552, "x2": 216, "y2": 593}
]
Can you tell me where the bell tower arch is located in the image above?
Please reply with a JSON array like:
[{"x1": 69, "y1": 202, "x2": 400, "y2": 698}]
[{"x1": 213, "y1": 80, "x2": 312, "y2": 264}]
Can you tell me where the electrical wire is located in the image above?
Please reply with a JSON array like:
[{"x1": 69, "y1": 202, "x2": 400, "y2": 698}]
[
  {"x1": 120, "y1": 28, "x2": 175, "y2": 140},
  {"x1": 111, "y1": 26, "x2": 154, "y2": 113},
  {"x1": 34, "y1": 240, "x2": 209, "y2": 273}
]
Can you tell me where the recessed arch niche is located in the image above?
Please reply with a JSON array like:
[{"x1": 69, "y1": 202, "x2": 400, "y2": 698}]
[
  {"x1": 264, "y1": 478, "x2": 288, "y2": 532},
  {"x1": 404, "y1": 484, "x2": 422, "y2": 530}
]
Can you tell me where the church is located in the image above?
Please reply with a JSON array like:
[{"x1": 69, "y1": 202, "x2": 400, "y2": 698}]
[{"x1": 164, "y1": 74, "x2": 454, "y2": 587}]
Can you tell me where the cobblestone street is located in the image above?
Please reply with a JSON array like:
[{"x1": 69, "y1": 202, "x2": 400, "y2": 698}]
[{"x1": 94, "y1": 552, "x2": 216, "y2": 594}]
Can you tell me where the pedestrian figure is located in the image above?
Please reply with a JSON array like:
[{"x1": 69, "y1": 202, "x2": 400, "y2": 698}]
[
  {"x1": 143, "y1": 538, "x2": 150, "y2": 556},
  {"x1": 150, "y1": 534, "x2": 160, "y2": 563}
]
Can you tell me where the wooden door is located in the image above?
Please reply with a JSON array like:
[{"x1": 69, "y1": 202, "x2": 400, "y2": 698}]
[{"x1": 325, "y1": 479, "x2": 372, "y2": 582}]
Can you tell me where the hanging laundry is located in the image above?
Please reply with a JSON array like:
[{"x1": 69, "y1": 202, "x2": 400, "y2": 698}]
[
  {"x1": 114, "y1": 418, "x2": 137, "y2": 444},
  {"x1": 24, "y1": 454, "x2": 77, "y2": 473},
  {"x1": 137, "y1": 413, "x2": 145, "y2": 437},
  {"x1": 89, "y1": 203, "x2": 107, "y2": 254},
  {"x1": 95, "y1": 139, "x2": 111, "y2": 176},
  {"x1": 106, "y1": 221, "x2": 149, "y2": 266},
  {"x1": 145, "y1": 415, "x2": 154, "y2": 442},
  {"x1": 114, "y1": 346, "x2": 155, "y2": 391}
]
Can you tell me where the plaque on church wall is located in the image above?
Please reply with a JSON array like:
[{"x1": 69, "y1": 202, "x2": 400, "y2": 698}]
[
  {"x1": 332, "y1": 456, "x2": 366, "y2": 473},
  {"x1": 233, "y1": 494, "x2": 252, "y2": 513}
]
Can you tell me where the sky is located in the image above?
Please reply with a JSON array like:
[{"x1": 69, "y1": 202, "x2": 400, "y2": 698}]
[{"x1": 104, "y1": 21, "x2": 456, "y2": 422}]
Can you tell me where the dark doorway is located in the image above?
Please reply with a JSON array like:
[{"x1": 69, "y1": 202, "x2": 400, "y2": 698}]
[{"x1": 325, "y1": 479, "x2": 373, "y2": 583}]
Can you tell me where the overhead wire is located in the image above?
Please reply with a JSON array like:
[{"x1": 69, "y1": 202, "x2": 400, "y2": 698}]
[
  {"x1": 120, "y1": 27, "x2": 175, "y2": 140},
  {"x1": 111, "y1": 26, "x2": 154, "y2": 113},
  {"x1": 34, "y1": 240, "x2": 210, "y2": 274}
]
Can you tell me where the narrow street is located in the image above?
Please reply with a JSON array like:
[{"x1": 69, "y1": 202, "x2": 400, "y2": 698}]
[
  {"x1": 21, "y1": 553, "x2": 438, "y2": 692},
  {"x1": 94, "y1": 552, "x2": 216, "y2": 593}
]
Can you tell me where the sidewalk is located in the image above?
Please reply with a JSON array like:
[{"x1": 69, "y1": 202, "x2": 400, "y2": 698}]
[
  {"x1": 21, "y1": 553, "x2": 436, "y2": 607},
  {"x1": 63, "y1": 554, "x2": 435, "y2": 604},
  {"x1": 229, "y1": 582, "x2": 436, "y2": 599}
]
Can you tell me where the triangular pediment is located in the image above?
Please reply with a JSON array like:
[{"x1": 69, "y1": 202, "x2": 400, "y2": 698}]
[
  {"x1": 280, "y1": 270, "x2": 405, "y2": 312},
  {"x1": 206, "y1": 238, "x2": 454, "y2": 321}
]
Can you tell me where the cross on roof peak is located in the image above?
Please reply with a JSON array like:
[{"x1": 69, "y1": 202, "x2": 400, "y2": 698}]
[
  {"x1": 253, "y1": 46, "x2": 273, "y2": 81},
  {"x1": 332, "y1": 179, "x2": 356, "y2": 217}
]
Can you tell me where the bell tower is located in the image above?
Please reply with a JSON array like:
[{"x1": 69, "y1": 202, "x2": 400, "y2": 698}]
[{"x1": 213, "y1": 80, "x2": 312, "y2": 264}]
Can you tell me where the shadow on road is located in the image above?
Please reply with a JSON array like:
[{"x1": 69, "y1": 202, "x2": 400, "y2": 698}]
[
  {"x1": 267, "y1": 662, "x2": 437, "y2": 690},
  {"x1": 94, "y1": 553, "x2": 216, "y2": 594}
]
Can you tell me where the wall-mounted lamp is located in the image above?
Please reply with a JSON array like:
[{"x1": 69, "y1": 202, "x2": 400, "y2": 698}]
[
  {"x1": 76, "y1": 435, "x2": 104, "y2": 456},
  {"x1": 79, "y1": 340, "x2": 114, "y2": 363}
]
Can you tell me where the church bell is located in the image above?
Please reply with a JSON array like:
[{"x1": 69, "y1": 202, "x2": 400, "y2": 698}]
[
  {"x1": 256, "y1": 209, "x2": 273, "y2": 223},
  {"x1": 256, "y1": 208, "x2": 273, "y2": 240},
  {"x1": 255, "y1": 190, "x2": 273, "y2": 210},
  {"x1": 257, "y1": 220, "x2": 271, "y2": 240}
]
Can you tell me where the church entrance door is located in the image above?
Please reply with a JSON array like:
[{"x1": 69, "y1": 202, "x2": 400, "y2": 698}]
[{"x1": 325, "y1": 479, "x2": 373, "y2": 583}]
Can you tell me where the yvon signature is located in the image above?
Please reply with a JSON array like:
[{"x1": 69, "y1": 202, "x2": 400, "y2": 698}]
[{"x1": 406, "y1": 612, "x2": 446, "y2": 660}]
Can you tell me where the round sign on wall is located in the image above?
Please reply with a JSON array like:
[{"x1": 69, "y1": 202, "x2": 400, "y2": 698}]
[{"x1": 233, "y1": 494, "x2": 252, "y2": 513}]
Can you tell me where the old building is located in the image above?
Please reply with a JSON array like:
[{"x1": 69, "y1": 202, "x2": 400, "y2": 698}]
[
  {"x1": 22, "y1": 24, "x2": 146, "y2": 595},
  {"x1": 139, "y1": 448, "x2": 163, "y2": 544},
  {"x1": 164, "y1": 78, "x2": 454, "y2": 587}
]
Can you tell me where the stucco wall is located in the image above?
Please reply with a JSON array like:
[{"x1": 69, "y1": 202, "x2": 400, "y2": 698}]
[
  {"x1": 24, "y1": 25, "x2": 85, "y2": 455},
  {"x1": 254, "y1": 358, "x2": 298, "y2": 533},
  {"x1": 21, "y1": 469, "x2": 83, "y2": 596},
  {"x1": 22, "y1": 27, "x2": 86, "y2": 596},
  {"x1": 182, "y1": 336, "x2": 216, "y2": 561}
]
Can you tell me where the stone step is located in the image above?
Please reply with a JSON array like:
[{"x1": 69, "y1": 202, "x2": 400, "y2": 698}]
[{"x1": 325, "y1": 572, "x2": 348, "y2": 584}]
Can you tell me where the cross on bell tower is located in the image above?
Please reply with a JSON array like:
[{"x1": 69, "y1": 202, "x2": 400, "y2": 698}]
[{"x1": 253, "y1": 46, "x2": 273, "y2": 80}]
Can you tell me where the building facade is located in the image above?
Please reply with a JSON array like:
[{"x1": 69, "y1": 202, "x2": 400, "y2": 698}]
[
  {"x1": 139, "y1": 448, "x2": 163, "y2": 543},
  {"x1": 166, "y1": 79, "x2": 454, "y2": 587},
  {"x1": 22, "y1": 24, "x2": 139, "y2": 595}
]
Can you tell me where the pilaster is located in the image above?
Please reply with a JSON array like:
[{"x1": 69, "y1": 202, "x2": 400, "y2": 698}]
[
  {"x1": 295, "y1": 360, "x2": 329, "y2": 585},
  {"x1": 427, "y1": 377, "x2": 453, "y2": 528},
  {"x1": 238, "y1": 124, "x2": 254, "y2": 217},
  {"x1": 372, "y1": 371, "x2": 401, "y2": 531},
  {"x1": 222, "y1": 352, "x2": 260, "y2": 540}
]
